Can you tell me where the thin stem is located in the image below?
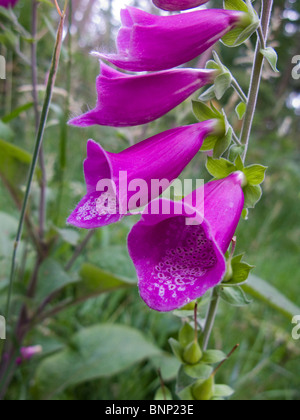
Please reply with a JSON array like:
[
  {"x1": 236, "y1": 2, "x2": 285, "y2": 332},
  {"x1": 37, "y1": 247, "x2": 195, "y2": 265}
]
[
  {"x1": 64, "y1": 230, "x2": 95, "y2": 271},
  {"x1": 201, "y1": 0, "x2": 274, "y2": 353},
  {"x1": 257, "y1": 25, "x2": 267, "y2": 50},
  {"x1": 5, "y1": 13, "x2": 66, "y2": 321},
  {"x1": 194, "y1": 303, "x2": 198, "y2": 342},
  {"x1": 231, "y1": 77, "x2": 248, "y2": 103},
  {"x1": 31, "y1": 0, "x2": 47, "y2": 241},
  {"x1": 202, "y1": 288, "x2": 220, "y2": 351},
  {"x1": 212, "y1": 344, "x2": 240, "y2": 377},
  {"x1": 56, "y1": 0, "x2": 72, "y2": 225},
  {"x1": 240, "y1": 0, "x2": 274, "y2": 161},
  {"x1": 231, "y1": 129, "x2": 243, "y2": 146}
]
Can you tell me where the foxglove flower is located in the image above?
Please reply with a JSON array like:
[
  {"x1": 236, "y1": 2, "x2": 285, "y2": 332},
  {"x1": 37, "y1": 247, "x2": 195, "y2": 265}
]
[
  {"x1": 128, "y1": 172, "x2": 245, "y2": 312},
  {"x1": 69, "y1": 62, "x2": 217, "y2": 128},
  {"x1": 94, "y1": 6, "x2": 248, "y2": 72},
  {"x1": 153, "y1": 0, "x2": 209, "y2": 12},
  {"x1": 67, "y1": 121, "x2": 218, "y2": 229},
  {"x1": 0, "y1": 0, "x2": 19, "y2": 7},
  {"x1": 16, "y1": 346, "x2": 42, "y2": 365}
]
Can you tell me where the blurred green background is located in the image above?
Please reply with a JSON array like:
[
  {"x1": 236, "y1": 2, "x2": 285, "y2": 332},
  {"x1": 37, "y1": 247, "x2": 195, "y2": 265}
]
[{"x1": 0, "y1": 0, "x2": 299, "y2": 400}]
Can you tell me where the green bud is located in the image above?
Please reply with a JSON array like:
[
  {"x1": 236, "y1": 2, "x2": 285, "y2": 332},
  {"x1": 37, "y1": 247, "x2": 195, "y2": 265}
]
[
  {"x1": 223, "y1": 260, "x2": 233, "y2": 283},
  {"x1": 183, "y1": 341, "x2": 203, "y2": 365},
  {"x1": 179, "y1": 323, "x2": 195, "y2": 348},
  {"x1": 192, "y1": 376, "x2": 215, "y2": 401}
]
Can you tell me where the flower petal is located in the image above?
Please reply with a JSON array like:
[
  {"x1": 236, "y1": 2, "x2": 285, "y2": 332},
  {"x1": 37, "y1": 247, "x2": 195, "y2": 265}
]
[
  {"x1": 96, "y1": 7, "x2": 245, "y2": 71},
  {"x1": 69, "y1": 62, "x2": 215, "y2": 127},
  {"x1": 128, "y1": 200, "x2": 226, "y2": 312},
  {"x1": 128, "y1": 173, "x2": 245, "y2": 312},
  {"x1": 68, "y1": 121, "x2": 216, "y2": 229},
  {"x1": 153, "y1": 0, "x2": 210, "y2": 12},
  {"x1": 67, "y1": 190, "x2": 122, "y2": 229}
]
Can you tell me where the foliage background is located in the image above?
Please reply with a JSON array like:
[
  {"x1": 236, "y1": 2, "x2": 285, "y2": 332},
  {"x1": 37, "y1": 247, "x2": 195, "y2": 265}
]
[{"x1": 0, "y1": 0, "x2": 299, "y2": 400}]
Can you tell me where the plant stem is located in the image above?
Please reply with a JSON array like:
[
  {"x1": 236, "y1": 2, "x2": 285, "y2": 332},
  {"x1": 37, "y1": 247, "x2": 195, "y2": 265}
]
[
  {"x1": 56, "y1": 0, "x2": 72, "y2": 225},
  {"x1": 31, "y1": 0, "x2": 47, "y2": 241},
  {"x1": 201, "y1": 0, "x2": 274, "y2": 353},
  {"x1": 202, "y1": 288, "x2": 220, "y2": 351},
  {"x1": 231, "y1": 77, "x2": 248, "y2": 103},
  {"x1": 5, "y1": 13, "x2": 66, "y2": 321},
  {"x1": 64, "y1": 230, "x2": 95, "y2": 272},
  {"x1": 240, "y1": 0, "x2": 274, "y2": 161},
  {"x1": 257, "y1": 25, "x2": 267, "y2": 50}
]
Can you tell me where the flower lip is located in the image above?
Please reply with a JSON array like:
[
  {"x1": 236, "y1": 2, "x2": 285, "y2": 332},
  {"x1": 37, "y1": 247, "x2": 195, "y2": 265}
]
[{"x1": 128, "y1": 199, "x2": 226, "y2": 312}]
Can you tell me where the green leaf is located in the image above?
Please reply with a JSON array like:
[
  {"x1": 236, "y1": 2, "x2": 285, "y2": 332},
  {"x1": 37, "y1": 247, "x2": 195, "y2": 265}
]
[
  {"x1": 202, "y1": 350, "x2": 226, "y2": 364},
  {"x1": 55, "y1": 227, "x2": 80, "y2": 246},
  {"x1": 229, "y1": 145, "x2": 245, "y2": 161},
  {"x1": 0, "y1": 212, "x2": 24, "y2": 283},
  {"x1": 200, "y1": 135, "x2": 218, "y2": 152},
  {"x1": 235, "y1": 154, "x2": 244, "y2": 171},
  {"x1": 184, "y1": 363, "x2": 213, "y2": 380},
  {"x1": 244, "y1": 164, "x2": 268, "y2": 186},
  {"x1": 242, "y1": 208, "x2": 249, "y2": 220},
  {"x1": 151, "y1": 354, "x2": 180, "y2": 382},
  {"x1": 213, "y1": 385, "x2": 235, "y2": 398},
  {"x1": 261, "y1": 47, "x2": 280, "y2": 73},
  {"x1": 198, "y1": 86, "x2": 216, "y2": 102},
  {"x1": 179, "y1": 323, "x2": 195, "y2": 348},
  {"x1": 177, "y1": 385, "x2": 195, "y2": 401},
  {"x1": 235, "y1": 102, "x2": 247, "y2": 120},
  {"x1": 35, "y1": 259, "x2": 78, "y2": 302},
  {"x1": 169, "y1": 338, "x2": 184, "y2": 363},
  {"x1": 32, "y1": 324, "x2": 161, "y2": 399},
  {"x1": 76, "y1": 263, "x2": 133, "y2": 299},
  {"x1": 0, "y1": 139, "x2": 39, "y2": 201},
  {"x1": 176, "y1": 365, "x2": 211, "y2": 394},
  {"x1": 218, "y1": 286, "x2": 252, "y2": 307},
  {"x1": 225, "y1": 262, "x2": 254, "y2": 286},
  {"x1": 0, "y1": 121, "x2": 14, "y2": 140},
  {"x1": 213, "y1": 127, "x2": 232, "y2": 159},
  {"x1": 192, "y1": 101, "x2": 218, "y2": 122},
  {"x1": 243, "y1": 275, "x2": 300, "y2": 320},
  {"x1": 214, "y1": 73, "x2": 232, "y2": 100},
  {"x1": 206, "y1": 157, "x2": 236, "y2": 179},
  {"x1": 244, "y1": 184, "x2": 262, "y2": 208},
  {"x1": 206, "y1": 60, "x2": 220, "y2": 70},
  {"x1": 224, "y1": 0, "x2": 248, "y2": 12},
  {"x1": 1, "y1": 102, "x2": 33, "y2": 123},
  {"x1": 88, "y1": 245, "x2": 137, "y2": 284}
]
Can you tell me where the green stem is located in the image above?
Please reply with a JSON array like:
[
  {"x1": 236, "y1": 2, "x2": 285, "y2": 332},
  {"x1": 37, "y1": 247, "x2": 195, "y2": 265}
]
[
  {"x1": 257, "y1": 25, "x2": 267, "y2": 50},
  {"x1": 56, "y1": 0, "x2": 72, "y2": 225},
  {"x1": 202, "y1": 288, "x2": 220, "y2": 351},
  {"x1": 231, "y1": 77, "x2": 248, "y2": 103},
  {"x1": 5, "y1": 14, "x2": 66, "y2": 321},
  {"x1": 240, "y1": 0, "x2": 274, "y2": 162},
  {"x1": 202, "y1": 0, "x2": 274, "y2": 353}
]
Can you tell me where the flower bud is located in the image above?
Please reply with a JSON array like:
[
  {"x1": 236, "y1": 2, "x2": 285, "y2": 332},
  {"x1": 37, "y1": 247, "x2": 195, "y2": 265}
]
[
  {"x1": 183, "y1": 341, "x2": 203, "y2": 365},
  {"x1": 192, "y1": 376, "x2": 215, "y2": 401}
]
